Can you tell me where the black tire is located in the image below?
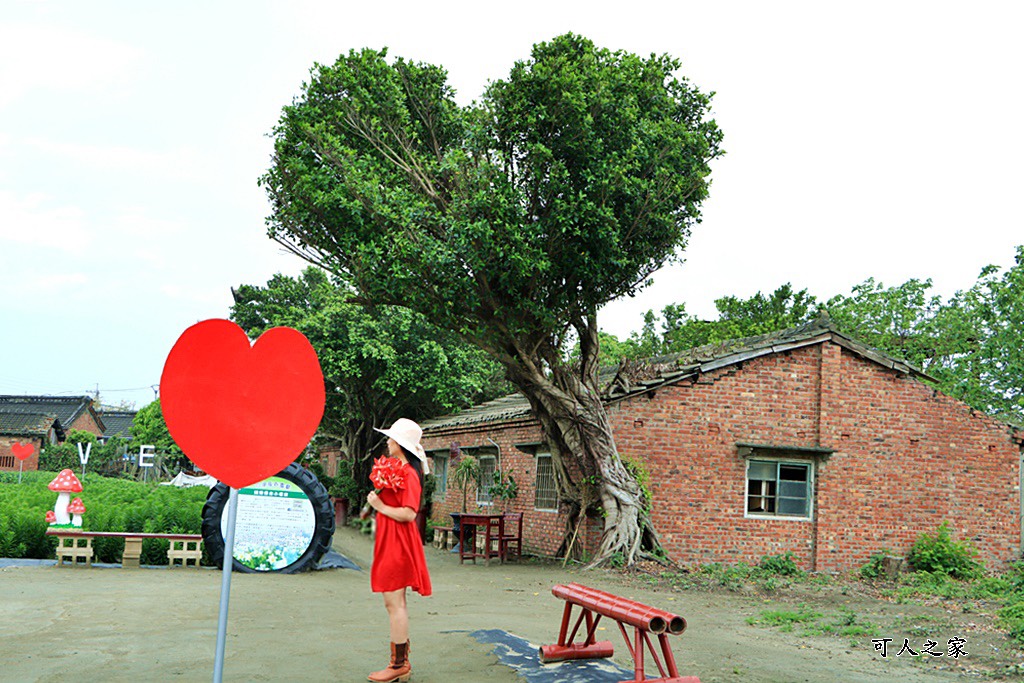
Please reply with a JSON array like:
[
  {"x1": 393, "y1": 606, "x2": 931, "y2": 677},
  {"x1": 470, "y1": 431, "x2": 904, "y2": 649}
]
[{"x1": 201, "y1": 463, "x2": 335, "y2": 574}]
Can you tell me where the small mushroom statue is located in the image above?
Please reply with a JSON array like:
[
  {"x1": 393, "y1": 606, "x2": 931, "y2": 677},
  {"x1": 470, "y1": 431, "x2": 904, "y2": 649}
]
[
  {"x1": 45, "y1": 510, "x2": 56, "y2": 525},
  {"x1": 48, "y1": 469, "x2": 84, "y2": 526},
  {"x1": 67, "y1": 498, "x2": 86, "y2": 528}
]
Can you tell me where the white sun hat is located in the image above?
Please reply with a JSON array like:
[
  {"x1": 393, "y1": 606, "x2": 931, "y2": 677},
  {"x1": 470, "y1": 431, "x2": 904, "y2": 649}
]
[{"x1": 375, "y1": 418, "x2": 430, "y2": 474}]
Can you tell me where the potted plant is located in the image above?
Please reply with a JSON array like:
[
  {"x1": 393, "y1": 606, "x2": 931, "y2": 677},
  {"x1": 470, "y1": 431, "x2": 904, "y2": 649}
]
[
  {"x1": 488, "y1": 469, "x2": 519, "y2": 513},
  {"x1": 328, "y1": 461, "x2": 360, "y2": 527},
  {"x1": 449, "y1": 456, "x2": 479, "y2": 541}
]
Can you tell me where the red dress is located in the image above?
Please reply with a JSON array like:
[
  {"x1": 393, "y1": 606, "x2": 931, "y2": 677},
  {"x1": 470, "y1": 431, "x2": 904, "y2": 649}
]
[{"x1": 370, "y1": 463, "x2": 432, "y2": 596}]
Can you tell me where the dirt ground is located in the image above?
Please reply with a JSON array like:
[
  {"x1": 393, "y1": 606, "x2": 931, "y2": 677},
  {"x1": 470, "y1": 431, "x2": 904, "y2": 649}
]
[{"x1": 1, "y1": 526, "x2": 1022, "y2": 683}]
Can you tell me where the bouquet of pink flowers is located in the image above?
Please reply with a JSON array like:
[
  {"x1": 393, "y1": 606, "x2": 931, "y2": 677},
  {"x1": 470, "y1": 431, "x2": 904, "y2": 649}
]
[{"x1": 360, "y1": 456, "x2": 407, "y2": 519}]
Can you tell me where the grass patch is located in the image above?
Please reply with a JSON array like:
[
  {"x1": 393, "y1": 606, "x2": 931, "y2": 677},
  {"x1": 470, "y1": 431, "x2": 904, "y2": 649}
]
[
  {"x1": 661, "y1": 554, "x2": 816, "y2": 594},
  {"x1": 748, "y1": 604, "x2": 879, "y2": 641},
  {"x1": 746, "y1": 605, "x2": 821, "y2": 627}
]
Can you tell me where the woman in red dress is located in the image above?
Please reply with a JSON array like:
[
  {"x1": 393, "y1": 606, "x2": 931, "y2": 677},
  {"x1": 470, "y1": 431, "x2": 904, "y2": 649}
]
[{"x1": 365, "y1": 418, "x2": 432, "y2": 682}]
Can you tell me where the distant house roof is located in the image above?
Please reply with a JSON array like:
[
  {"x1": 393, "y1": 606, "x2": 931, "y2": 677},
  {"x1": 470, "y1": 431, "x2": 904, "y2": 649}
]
[
  {"x1": 0, "y1": 395, "x2": 104, "y2": 434},
  {"x1": 421, "y1": 314, "x2": 932, "y2": 432},
  {"x1": 0, "y1": 411, "x2": 62, "y2": 439},
  {"x1": 97, "y1": 409, "x2": 136, "y2": 439}
]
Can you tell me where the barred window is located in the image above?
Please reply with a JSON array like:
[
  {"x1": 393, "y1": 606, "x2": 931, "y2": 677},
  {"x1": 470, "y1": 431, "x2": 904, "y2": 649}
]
[
  {"x1": 476, "y1": 456, "x2": 495, "y2": 505},
  {"x1": 534, "y1": 453, "x2": 558, "y2": 511}
]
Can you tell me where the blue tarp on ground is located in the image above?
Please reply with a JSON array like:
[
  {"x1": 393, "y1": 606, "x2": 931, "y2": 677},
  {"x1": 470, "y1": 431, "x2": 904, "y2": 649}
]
[
  {"x1": 316, "y1": 549, "x2": 360, "y2": 571},
  {"x1": 468, "y1": 629, "x2": 633, "y2": 682}
]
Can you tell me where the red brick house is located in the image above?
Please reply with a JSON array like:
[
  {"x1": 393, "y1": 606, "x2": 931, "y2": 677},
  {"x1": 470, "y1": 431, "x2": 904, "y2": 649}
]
[
  {"x1": 0, "y1": 396, "x2": 105, "y2": 472},
  {"x1": 421, "y1": 318, "x2": 1024, "y2": 573}
]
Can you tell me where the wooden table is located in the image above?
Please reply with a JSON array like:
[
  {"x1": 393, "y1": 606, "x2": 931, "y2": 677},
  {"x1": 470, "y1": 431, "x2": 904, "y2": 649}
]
[{"x1": 457, "y1": 514, "x2": 505, "y2": 565}]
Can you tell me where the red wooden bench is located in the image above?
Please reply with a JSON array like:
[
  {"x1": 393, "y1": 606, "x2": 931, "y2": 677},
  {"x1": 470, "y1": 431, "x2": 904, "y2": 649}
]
[{"x1": 541, "y1": 582, "x2": 700, "y2": 682}]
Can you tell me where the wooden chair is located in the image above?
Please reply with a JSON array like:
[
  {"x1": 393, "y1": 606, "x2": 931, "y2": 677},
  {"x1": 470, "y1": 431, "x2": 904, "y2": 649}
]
[{"x1": 500, "y1": 512, "x2": 523, "y2": 561}]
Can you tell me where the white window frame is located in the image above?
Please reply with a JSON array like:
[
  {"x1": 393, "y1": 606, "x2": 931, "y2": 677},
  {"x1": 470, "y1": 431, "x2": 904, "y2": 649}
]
[
  {"x1": 534, "y1": 452, "x2": 558, "y2": 512},
  {"x1": 744, "y1": 456, "x2": 814, "y2": 521}
]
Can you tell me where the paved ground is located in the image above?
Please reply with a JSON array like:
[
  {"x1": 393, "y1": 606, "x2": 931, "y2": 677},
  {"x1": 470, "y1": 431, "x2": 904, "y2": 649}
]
[{"x1": 0, "y1": 526, "x2": 987, "y2": 682}]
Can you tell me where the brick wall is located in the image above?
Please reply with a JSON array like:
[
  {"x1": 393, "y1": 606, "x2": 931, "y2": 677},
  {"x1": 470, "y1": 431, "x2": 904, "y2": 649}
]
[
  {"x1": 422, "y1": 420, "x2": 590, "y2": 558},
  {"x1": 69, "y1": 409, "x2": 104, "y2": 437},
  {"x1": 608, "y1": 342, "x2": 1022, "y2": 573},
  {"x1": 0, "y1": 436, "x2": 43, "y2": 471},
  {"x1": 813, "y1": 346, "x2": 1021, "y2": 572},
  {"x1": 318, "y1": 447, "x2": 342, "y2": 479},
  {"x1": 423, "y1": 340, "x2": 1022, "y2": 572}
]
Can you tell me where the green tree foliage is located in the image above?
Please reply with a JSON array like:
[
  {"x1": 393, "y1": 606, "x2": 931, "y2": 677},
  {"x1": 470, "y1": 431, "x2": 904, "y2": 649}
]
[
  {"x1": 943, "y1": 246, "x2": 1024, "y2": 421},
  {"x1": 261, "y1": 34, "x2": 722, "y2": 565},
  {"x1": 230, "y1": 267, "x2": 507, "y2": 493},
  {"x1": 825, "y1": 278, "x2": 949, "y2": 370},
  {"x1": 630, "y1": 284, "x2": 818, "y2": 357},
  {"x1": 38, "y1": 430, "x2": 129, "y2": 475},
  {"x1": 824, "y1": 253, "x2": 1024, "y2": 422},
  {"x1": 130, "y1": 400, "x2": 183, "y2": 457}
]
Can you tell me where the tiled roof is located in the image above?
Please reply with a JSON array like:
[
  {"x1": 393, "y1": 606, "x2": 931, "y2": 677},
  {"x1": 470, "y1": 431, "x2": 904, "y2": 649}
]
[
  {"x1": 97, "y1": 410, "x2": 136, "y2": 439},
  {"x1": 0, "y1": 395, "x2": 104, "y2": 434},
  {"x1": 0, "y1": 411, "x2": 59, "y2": 437},
  {"x1": 422, "y1": 314, "x2": 929, "y2": 432},
  {"x1": 420, "y1": 394, "x2": 534, "y2": 431},
  {"x1": 603, "y1": 312, "x2": 928, "y2": 401}
]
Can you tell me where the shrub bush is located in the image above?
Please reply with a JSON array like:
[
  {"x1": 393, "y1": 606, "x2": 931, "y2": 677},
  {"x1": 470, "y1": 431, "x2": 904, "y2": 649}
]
[
  {"x1": 0, "y1": 471, "x2": 209, "y2": 564},
  {"x1": 759, "y1": 551, "x2": 802, "y2": 576},
  {"x1": 906, "y1": 522, "x2": 984, "y2": 579},
  {"x1": 859, "y1": 550, "x2": 894, "y2": 580}
]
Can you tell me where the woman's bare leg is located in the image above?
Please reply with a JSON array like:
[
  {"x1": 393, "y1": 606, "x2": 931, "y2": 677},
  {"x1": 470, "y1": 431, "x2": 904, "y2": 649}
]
[{"x1": 382, "y1": 588, "x2": 409, "y2": 643}]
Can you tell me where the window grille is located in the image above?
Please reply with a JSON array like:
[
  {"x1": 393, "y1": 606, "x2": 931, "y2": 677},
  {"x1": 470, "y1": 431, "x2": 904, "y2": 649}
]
[
  {"x1": 476, "y1": 456, "x2": 495, "y2": 505},
  {"x1": 534, "y1": 453, "x2": 558, "y2": 511}
]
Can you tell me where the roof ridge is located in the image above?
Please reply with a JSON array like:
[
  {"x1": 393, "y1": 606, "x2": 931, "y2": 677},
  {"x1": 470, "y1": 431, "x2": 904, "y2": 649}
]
[{"x1": 0, "y1": 394, "x2": 94, "y2": 402}]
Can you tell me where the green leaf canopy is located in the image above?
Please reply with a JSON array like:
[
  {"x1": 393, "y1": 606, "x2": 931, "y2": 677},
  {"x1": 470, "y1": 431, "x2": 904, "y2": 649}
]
[{"x1": 262, "y1": 34, "x2": 722, "y2": 361}]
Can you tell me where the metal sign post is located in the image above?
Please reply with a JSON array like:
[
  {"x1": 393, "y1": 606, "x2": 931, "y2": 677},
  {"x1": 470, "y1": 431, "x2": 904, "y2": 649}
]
[{"x1": 212, "y1": 487, "x2": 239, "y2": 683}]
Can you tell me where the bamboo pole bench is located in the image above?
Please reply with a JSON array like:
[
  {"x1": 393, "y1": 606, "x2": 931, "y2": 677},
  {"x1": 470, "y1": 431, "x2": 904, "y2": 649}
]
[{"x1": 46, "y1": 529, "x2": 204, "y2": 569}]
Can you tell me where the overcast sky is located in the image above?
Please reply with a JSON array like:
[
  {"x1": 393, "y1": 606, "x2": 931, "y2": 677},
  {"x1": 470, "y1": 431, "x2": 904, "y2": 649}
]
[{"x1": 1, "y1": 1, "x2": 1021, "y2": 410}]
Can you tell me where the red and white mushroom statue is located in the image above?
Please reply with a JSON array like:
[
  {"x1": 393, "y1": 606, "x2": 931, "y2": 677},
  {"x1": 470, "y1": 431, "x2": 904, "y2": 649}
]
[
  {"x1": 67, "y1": 497, "x2": 86, "y2": 528},
  {"x1": 45, "y1": 510, "x2": 56, "y2": 525},
  {"x1": 48, "y1": 469, "x2": 83, "y2": 526}
]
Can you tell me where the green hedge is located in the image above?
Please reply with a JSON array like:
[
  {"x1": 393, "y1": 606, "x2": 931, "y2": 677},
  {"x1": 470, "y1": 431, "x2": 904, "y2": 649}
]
[{"x1": 0, "y1": 470, "x2": 210, "y2": 565}]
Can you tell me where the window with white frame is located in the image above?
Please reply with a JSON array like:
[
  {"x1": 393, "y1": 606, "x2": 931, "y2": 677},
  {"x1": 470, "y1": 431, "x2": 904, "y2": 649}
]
[
  {"x1": 431, "y1": 454, "x2": 448, "y2": 500},
  {"x1": 534, "y1": 453, "x2": 558, "y2": 511},
  {"x1": 476, "y1": 455, "x2": 495, "y2": 505},
  {"x1": 746, "y1": 459, "x2": 812, "y2": 518}
]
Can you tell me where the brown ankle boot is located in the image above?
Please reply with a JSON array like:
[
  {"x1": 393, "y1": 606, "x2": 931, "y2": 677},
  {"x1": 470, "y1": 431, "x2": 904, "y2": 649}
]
[{"x1": 367, "y1": 642, "x2": 411, "y2": 682}]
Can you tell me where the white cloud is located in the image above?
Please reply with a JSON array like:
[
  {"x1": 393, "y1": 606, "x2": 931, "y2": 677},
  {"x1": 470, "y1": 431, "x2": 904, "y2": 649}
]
[
  {"x1": 0, "y1": 191, "x2": 91, "y2": 250},
  {"x1": 24, "y1": 138, "x2": 212, "y2": 183},
  {"x1": 24, "y1": 272, "x2": 90, "y2": 291},
  {"x1": 159, "y1": 283, "x2": 228, "y2": 308},
  {"x1": 0, "y1": 22, "x2": 141, "y2": 108}
]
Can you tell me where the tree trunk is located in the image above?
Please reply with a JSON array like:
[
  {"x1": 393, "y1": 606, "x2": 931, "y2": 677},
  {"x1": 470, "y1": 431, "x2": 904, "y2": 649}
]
[{"x1": 500, "y1": 321, "x2": 658, "y2": 567}]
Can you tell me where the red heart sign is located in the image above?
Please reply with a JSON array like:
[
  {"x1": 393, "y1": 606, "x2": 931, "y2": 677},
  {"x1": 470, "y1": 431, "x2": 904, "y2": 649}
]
[
  {"x1": 160, "y1": 319, "x2": 325, "y2": 489},
  {"x1": 12, "y1": 442, "x2": 35, "y2": 461}
]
